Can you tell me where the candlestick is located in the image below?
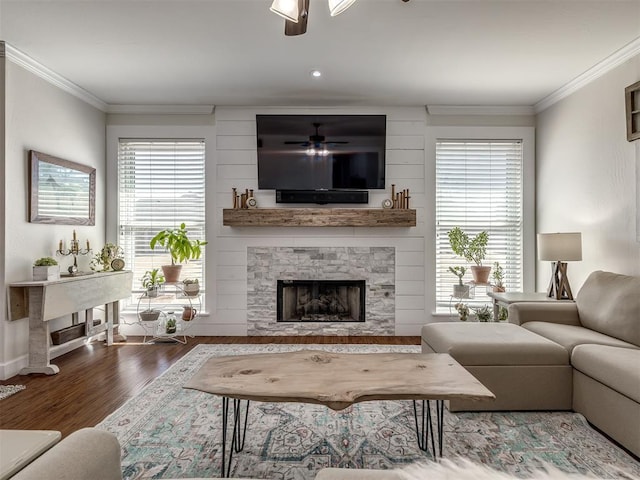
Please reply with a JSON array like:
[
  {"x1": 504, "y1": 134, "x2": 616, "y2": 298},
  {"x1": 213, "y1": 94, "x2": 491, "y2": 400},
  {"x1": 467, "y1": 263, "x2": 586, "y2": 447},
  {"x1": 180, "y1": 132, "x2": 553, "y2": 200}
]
[
  {"x1": 59, "y1": 239, "x2": 63, "y2": 251},
  {"x1": 73, "y1": 230, "x2": 77, "y2": 241},
  {"x1": 86, "y1": 240, "x2": 90, "y2": 250}
]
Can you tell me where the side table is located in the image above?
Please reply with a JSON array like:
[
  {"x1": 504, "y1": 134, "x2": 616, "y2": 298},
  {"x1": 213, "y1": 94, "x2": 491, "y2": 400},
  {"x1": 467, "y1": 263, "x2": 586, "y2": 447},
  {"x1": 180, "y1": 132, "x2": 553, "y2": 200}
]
[{"x1": 487, "y1": 291, "x2": 574, "y2": 322}]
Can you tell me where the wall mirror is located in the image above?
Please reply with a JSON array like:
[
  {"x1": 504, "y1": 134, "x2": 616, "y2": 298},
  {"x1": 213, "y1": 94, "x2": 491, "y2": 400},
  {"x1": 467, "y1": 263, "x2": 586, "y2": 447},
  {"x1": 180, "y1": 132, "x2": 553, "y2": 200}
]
[{"x1": 29, "y1": 150, "x2": 96, "y2": 225}]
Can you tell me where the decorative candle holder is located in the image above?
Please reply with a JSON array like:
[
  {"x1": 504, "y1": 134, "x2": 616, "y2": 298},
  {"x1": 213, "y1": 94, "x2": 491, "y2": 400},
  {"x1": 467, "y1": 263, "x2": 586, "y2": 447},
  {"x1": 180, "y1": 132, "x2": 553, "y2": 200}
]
[{"x1": 56, "y1": 230, "x2": 92, "y2": 275}]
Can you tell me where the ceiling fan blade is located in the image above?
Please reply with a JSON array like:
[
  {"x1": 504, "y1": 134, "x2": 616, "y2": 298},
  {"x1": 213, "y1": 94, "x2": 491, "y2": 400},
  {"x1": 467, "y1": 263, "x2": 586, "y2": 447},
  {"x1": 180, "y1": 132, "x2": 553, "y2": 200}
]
[{"x1": 285, "y1": 0, "x2": 309, "y2": 36}]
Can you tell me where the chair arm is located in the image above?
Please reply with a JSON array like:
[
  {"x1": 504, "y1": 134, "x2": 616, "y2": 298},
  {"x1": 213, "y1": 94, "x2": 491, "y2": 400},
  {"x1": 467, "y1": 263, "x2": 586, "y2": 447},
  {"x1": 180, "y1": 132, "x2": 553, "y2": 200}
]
[
  {"x1": 11, "y1": 428, "x2": 122, "y2": 480},
  {"x1": 508, "y1": 302, "x2": 581, "y2": 326}
]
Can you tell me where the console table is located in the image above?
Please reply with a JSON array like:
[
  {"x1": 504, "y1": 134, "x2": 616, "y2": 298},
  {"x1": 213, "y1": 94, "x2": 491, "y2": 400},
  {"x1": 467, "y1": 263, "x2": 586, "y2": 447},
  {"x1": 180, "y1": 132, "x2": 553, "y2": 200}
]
[{"x1": 7, "y1": 271, "x2": 133, "y2": 375}]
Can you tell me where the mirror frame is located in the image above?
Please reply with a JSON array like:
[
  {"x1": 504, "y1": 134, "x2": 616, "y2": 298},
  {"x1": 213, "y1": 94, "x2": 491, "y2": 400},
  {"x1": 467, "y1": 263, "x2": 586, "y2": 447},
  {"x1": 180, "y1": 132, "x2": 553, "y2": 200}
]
[{"x1": 29, "y1": 150, "x2": 96, "y2": 225}]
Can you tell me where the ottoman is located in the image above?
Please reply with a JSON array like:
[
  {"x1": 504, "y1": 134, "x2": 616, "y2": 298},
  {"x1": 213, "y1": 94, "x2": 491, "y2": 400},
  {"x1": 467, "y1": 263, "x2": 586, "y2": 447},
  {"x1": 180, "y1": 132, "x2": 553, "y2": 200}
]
[{"x1": 421, "y1": 322, "x2": 572, "y2": 411}]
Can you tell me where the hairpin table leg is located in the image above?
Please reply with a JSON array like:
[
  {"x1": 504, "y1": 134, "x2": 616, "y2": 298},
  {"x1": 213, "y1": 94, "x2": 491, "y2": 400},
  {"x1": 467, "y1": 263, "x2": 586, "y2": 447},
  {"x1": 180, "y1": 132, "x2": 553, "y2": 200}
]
[{"x1": 220, "y1": 397, "x2": 251, "y2": 477}]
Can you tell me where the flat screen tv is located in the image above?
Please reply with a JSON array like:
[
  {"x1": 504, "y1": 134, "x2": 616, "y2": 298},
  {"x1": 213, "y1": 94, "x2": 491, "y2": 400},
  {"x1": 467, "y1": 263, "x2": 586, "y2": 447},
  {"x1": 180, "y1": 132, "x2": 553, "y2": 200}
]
[{"x1": 256, "y1": 114, "x2": 386, "y2": 190}]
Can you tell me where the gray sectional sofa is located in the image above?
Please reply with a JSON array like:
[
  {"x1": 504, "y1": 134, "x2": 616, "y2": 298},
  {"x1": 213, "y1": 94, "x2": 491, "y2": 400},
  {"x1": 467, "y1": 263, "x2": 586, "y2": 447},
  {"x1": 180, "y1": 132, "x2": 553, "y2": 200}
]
[{"x1": 422, "y1": 270, "x2": 640, "y2": 457}]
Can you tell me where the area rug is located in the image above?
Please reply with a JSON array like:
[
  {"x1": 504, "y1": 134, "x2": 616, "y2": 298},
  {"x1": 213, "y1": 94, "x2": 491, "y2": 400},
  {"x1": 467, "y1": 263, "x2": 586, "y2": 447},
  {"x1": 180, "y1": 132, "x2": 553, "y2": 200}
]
[
  {"x1": 0, "y1": 384, "x2": 25, "y2": 400},
  {"x1": 97, "y1": 344, "x2": 640, "y2": 479}
]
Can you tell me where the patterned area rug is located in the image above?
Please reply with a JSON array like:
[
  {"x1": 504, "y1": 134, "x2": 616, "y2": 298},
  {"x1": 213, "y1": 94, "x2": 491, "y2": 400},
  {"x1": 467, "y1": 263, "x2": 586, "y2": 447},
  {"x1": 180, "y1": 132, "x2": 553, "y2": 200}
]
[
  {"x1": 97, "y1": 344, "x2": 640, "y2": 479},
  {"x1": 0, "y1": 384, "x2": 25, "y2": 400}
]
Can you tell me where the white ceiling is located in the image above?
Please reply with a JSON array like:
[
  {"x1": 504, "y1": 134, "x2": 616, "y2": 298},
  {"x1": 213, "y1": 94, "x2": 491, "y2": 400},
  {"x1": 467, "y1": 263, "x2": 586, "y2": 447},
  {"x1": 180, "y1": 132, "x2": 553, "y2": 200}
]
[{"x1": 1, "y1": 0, "x2": 639, "y2": 110}]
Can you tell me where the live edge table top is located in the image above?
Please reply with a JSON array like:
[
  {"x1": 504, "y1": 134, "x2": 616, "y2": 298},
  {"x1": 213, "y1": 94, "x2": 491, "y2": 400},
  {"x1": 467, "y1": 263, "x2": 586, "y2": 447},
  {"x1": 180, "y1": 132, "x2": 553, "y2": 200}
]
[{"x1": 184, "y1": 350, "x2": 495, "y2": 411}]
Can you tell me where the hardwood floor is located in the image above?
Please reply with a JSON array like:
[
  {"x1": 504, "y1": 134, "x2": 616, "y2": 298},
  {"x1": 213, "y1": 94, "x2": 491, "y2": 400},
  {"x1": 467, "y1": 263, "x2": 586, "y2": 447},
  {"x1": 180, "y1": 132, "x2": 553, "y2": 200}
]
[{"x1": 0, "y1": 336, "x2": 419, "y2": 437}]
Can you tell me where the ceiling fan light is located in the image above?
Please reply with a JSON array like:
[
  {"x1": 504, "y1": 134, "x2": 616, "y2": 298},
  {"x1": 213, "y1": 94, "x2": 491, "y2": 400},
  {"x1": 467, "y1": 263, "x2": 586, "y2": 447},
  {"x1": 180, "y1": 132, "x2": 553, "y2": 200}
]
[
  {"x1": 270, "y1": 0, "x2": 299, "y2": 23},
  {"x1": 328, "y1": 0, "x2": 357, "y2": 16}
]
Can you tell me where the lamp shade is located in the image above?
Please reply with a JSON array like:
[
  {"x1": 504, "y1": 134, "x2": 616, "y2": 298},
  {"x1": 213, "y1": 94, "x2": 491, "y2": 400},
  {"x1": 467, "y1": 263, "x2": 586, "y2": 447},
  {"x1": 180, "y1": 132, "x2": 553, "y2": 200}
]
[
  {"x1": 270, "y1": 0, "x2": 299, "y2": 22},
  {"x1": 328, "y1": 0, "x2": 357, "y2": 16},
  {"x1": 537, "y1": 233, "x2": 582, "y2": 261}
]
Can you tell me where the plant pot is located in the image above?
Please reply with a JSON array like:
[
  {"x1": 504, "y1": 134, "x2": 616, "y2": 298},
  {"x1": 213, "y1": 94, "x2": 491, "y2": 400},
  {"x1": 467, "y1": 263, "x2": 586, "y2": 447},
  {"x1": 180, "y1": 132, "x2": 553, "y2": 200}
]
[
  {"x1": 139, "y1": 309, "x2": 161, "y2": 322},
  {"x1": 183, "y1": 284, "x2": 200, "y2": 296},
  {"x1": 146, "y1": 287, "x2": 159, "y2": 298},
  {"x1": 452, "y1": 284, "x2": 470, "y2": 299},
  {"x1": 182, "y1": 306, "x2": 197, "y2": 321},
  {"x1": 33, "y1": 265, "x2": 60, "y2": 281},
  {"x1": 470, "y1": 265, "x2": 491, "y2": 284},
  {"x1": 162, "y1": 265, "x2": 182, "y2": 283}
]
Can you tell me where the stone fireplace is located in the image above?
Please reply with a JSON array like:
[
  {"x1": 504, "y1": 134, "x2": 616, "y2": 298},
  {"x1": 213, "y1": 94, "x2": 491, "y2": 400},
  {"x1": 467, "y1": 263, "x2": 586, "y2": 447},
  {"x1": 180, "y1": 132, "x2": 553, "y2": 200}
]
[
  {"x1": 247, "y1": 247, "x2": 395, "y2": 335},
  {"x1": 277, "y1": 279, "x2": 366, "y2": 322}
]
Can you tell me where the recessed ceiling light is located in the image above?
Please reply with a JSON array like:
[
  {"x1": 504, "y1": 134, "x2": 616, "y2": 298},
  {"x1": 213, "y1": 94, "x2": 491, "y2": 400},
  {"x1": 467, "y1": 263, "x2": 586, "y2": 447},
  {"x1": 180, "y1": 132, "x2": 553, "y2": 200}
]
[{"x1": 310, "y1": 70, "x2": 322, "y2": 78}]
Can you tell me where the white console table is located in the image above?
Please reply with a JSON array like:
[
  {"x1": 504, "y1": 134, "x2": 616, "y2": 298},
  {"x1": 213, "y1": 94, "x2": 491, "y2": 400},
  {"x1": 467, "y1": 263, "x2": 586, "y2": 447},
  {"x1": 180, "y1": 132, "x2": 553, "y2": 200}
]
[{"x1": 7, "y1": 271, "x2": 133, "y2": 375}]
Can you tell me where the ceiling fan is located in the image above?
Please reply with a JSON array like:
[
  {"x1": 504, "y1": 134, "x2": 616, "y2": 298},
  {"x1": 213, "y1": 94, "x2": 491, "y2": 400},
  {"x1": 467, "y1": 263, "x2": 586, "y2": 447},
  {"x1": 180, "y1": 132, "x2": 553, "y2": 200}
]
[
  {"x1": 284, "y1": 123, "x2": 349, "y2": 148},
  {"x1": 271, "y1": 0, "x2": 410, "y2": 36}
]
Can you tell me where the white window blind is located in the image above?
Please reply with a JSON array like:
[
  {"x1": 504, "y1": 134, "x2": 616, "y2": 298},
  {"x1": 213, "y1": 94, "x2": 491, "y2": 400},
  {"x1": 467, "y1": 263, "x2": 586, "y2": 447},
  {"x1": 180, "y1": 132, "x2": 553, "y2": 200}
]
[
  {"x1": 118, "y1": 139, "x2": 206, "y2": 299},
  {"x1": 435, "y1": 140, "x2": 523, "y2": 311}
]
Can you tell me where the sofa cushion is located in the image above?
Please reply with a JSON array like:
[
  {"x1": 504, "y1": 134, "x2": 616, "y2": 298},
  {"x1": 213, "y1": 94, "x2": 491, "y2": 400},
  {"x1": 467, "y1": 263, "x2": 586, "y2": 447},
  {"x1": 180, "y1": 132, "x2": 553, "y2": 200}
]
[
  {"x1": 522, "y1": 322, "x2": 639, "y2": 354},
  {"x1": 421, "y1": 323, "x2": 569, "y2": 366},
  {"x1": 571, "y1": 344, "x2": 640, "y2": 403},
  {"x1": 575, "y1": 270, "x2": 640, "y2": 346}
]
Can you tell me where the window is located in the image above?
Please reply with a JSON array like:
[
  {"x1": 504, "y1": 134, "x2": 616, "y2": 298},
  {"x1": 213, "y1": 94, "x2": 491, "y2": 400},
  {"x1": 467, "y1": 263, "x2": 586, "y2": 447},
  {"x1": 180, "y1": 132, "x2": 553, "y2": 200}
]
[
  {"x1": 118, "y1": 139, "x2": 206, "y2": 300},
  {"x1": 435, "y1": 139, "x2": 523, "y2": 311}
]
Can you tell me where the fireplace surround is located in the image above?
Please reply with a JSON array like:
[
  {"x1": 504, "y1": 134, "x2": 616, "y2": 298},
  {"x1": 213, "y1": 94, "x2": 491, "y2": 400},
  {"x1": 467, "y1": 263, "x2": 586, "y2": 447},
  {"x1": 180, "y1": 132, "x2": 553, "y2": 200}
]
[{"x1": 247, "y1": 247, "x2": 395, "y2": 335}]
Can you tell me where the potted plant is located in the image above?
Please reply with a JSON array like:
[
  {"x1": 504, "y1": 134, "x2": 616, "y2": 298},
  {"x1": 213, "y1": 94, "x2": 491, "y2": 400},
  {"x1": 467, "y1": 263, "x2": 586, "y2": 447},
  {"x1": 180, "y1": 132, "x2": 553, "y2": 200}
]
[
  {"x1": 448, "y1": 266, "x2": 469, "y2": 298},
  {"x1": 165, "y1": 317, "x2": 177, "y2": 334},
  {"x1": 454, "y1": 302, "x2": 469, "y2": 322},
  {"x1": 141, "y1": 268, "x2": 165, "y2": 298},
  {"x1": 472, "y1": 305, "x2": 493, "y2": 322},
  {"x1": 182, "y1": 278, "x2": 200, "y2": 297},
  {"x1": 90, "y1": 243, "x2": 124, "y2": 272},
  {"x1": 492, "y1": 261, "x2": 505, "y2": 292},
  {"x1": 447, "y1": 227, "x2": 490, "y2": 284},
  {"x1": 149, "y1": 223, "x2": 207, "y2": 283},
  {"x1": 33, "y1": 257, "x2": 60, "y2": 281},
  {"x1": 139, "y1": 309, "x2": 162, "y2": 322}
]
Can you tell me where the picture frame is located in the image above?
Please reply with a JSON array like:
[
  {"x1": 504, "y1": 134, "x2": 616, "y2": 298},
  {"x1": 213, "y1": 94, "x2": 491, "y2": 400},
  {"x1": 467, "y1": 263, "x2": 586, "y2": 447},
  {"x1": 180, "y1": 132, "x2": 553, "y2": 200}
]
[
  {"x1": 29, "y1": 150, "x2": 96, "y2": 225},
  {"x1": 625, "y1": 80, "x2": 640, "y2": 142}
]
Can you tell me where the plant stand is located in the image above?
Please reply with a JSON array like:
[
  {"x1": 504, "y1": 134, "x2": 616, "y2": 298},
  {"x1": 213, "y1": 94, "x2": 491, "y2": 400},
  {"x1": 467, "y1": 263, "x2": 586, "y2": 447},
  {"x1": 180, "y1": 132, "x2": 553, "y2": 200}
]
[{"x1": 135, "y1": 283, "x2": 200, "y2": 344}]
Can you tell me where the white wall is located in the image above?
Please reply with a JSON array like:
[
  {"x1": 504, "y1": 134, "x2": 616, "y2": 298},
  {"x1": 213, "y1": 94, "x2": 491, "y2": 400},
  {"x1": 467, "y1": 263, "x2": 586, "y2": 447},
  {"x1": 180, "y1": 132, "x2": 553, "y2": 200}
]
[
  {"x1": 107, "y1": 107, "x2": 536, "y2": 337},
  {"x1": 536, "y1": 54, "x2": 640, "y2": 291},
  {"x1": 213, "y1": 107, "x2": 428, "y2": 336},
  {"x1": 1, "y1": 61, "x2": 105, "y2": 379}
]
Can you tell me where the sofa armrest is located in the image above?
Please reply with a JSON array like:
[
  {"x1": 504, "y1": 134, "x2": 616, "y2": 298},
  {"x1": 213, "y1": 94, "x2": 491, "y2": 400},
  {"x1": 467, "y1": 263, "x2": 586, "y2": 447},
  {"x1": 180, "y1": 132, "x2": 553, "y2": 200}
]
[
  {"x1": 11, "y1": 428, "x2": 122, "y2": 480},
  {"x1": 508, "y1": 302, "x2": 581, "y2": 326}
]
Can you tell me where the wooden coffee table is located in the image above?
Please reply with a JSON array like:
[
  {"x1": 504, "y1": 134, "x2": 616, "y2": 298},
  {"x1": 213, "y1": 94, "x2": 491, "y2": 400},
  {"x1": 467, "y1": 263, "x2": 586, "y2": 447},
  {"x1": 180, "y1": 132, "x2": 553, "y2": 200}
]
[{"x1": 184, "y1": 350, "x2": 494, "y2": 477}]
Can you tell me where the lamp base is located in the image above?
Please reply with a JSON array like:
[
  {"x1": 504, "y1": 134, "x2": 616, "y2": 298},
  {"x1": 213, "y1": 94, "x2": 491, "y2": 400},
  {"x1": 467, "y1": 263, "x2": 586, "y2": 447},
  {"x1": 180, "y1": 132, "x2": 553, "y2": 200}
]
[{"x1": 547, "y1": 261, "x2": 574, "y2": 300}]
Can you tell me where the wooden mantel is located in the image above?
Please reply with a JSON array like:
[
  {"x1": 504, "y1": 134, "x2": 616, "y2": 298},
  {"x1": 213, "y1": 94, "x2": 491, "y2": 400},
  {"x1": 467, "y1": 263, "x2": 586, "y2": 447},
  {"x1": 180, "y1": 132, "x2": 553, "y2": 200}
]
[{"x1": 222, "y1": 208, "x2": 416, "y2": 227}]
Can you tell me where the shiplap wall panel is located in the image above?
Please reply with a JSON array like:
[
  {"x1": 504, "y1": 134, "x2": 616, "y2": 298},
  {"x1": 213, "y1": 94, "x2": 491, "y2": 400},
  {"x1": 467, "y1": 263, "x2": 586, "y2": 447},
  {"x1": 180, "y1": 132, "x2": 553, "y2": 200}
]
[{"x1": 213, "y1": 106, "x2": 427, "y2": 336}]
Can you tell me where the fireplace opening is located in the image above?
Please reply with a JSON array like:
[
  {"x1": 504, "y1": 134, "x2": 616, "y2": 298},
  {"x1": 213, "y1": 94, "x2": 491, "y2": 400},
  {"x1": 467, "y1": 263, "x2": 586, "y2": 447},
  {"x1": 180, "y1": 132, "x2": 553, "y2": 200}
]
[{"x1": 277, "y1": 280, "x2": 365, "y2": 322}]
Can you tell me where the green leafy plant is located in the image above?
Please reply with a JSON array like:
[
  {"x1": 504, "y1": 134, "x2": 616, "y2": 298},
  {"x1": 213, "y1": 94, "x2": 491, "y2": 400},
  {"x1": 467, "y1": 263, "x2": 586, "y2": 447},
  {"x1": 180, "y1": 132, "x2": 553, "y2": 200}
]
[
  {"x1": 454, "y1": 302, "x2": 469, "y2": 322},
  {"x1": 472, "y1": 305, "x2": 493, "y2": 322},
  {"x1": 149, "y1": 223, "x2": 208, "y2": 265},
  {"x1": 141, "y1": 268, "x2": 165, "y2": 290},
  {"x1": 90, "y1": 243, "x2": 124, "y2": 272},
  {"x1": 182, "y1": 278, "x2": 199, "y2": 285},
  {"x1": 165, "y1": 317, "x2": 177, "y2": 334},
  {"x1": 34, "y1": 257, "x2": 58, "y2": 266},
  {"x1": 492, "y1": 261, "x2": 504, "y2": 288},
  {"x1": 448, "y1": 266, "x2": 467, "y2": 285},
  {"x1": 447, "y1": 227, "x2": 489, "y2": 266}
]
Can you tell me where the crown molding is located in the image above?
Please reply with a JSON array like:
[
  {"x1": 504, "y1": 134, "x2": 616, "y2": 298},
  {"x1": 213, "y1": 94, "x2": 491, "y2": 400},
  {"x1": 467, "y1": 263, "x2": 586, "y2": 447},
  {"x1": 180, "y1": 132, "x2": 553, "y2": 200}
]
[
  {"x1": 427, "y1": 105, "x2": 535, "y2": 116},
  {"x1": 535, "y1": 36, "x2": 640, "y2": 113},
  {"x1": 106, "y1": 104, "x2": 215, "y2": 115},
  {"x1": 5, "y1": 43, "x2": 108, "y2": 112}
]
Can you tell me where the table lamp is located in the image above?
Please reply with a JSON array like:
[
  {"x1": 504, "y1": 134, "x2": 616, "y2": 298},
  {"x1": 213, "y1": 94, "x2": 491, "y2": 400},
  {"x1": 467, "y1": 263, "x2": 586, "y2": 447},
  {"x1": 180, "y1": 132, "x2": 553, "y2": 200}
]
[{"x1": 537, "y1": 232, "x2": 582, "y2": 300}]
